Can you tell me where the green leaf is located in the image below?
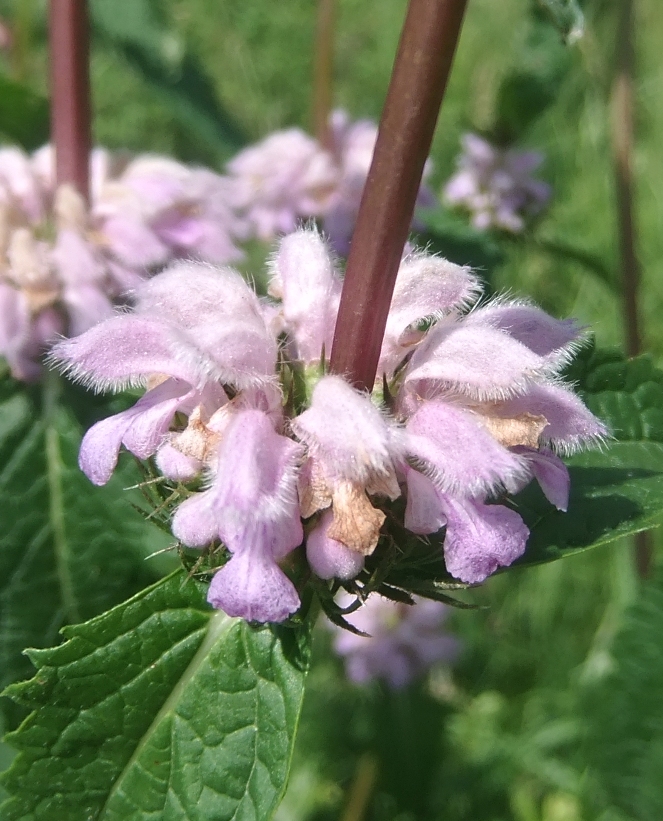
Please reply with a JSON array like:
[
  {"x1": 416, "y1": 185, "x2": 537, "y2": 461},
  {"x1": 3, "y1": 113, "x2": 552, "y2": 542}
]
[
  {"x1": 493, "y1": 18, "x2": 571, "y2": 141},
  {"x1": 581, "y1": 572, "x2": 663, "y2": 820},
  {"x1": 0, "y1": 74, "x2": 49, "y2": 150},
  {"x1": 567, "y1": 346, "x2": 663, "y2": 443},
  {"x1": 0, "y1": 370, "x2": 168, "y2": 726},
  {"x1": 516, "y1": 346, "x2": 663, "y2": 567},
  {"x1": 535, "y1": 0, "x2": 585, "y2": 43},
  {"x1": 1, "y1": 571, "x2": 311, "y2": 821},
  {"x1": 90, "y1": 0, "x2": 246, "y2": 162},
  {"x1": 0, "y1": 723, "x2": 14, "y2": 805},
  {"x1": 517, "y1": 442, "x2": 663, "y2": 566},
  {"x1": 509, "y1": 234, "x2": 616, "y2": 293}
]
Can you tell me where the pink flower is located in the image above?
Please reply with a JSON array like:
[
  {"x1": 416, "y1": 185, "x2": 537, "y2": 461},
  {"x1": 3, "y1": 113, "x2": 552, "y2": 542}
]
[
  {"x1": 292, "y1": 374, "x2": 402, "y2": 562},
  {"x1": 444, "y1": 133, "x2": 551, "y2": 232},
  {"x1": 403, "y1": 467, "x2": 531, "y2": 583},
  {"x1": 174, "y1": 410, "x2": 303, "y2": 623},
  {"x1": 0, "y1": 281, "x2": 62, "y2": 381},
  {"x1": 53, "y1": 228, "x2": 606, "y2": 620},
  {"x1": 1, "y1": 141, "x2": 249, "y2": 381},
  {"x1": 52, "y1": 257, "x2": 302, "y2": 623},
  {"x1": 267, "y1": 228, "x2": 341, "y2": 363},
  {"x1": 51, "y1": 260, "x2": 276, "y2": 484},
  {"x1": 226, "y1": 111, "x2": 435, "y2": 254},
  {"x1": 306, "y1": 509, "x2": 366, "y2": 580},
  {"x1": 0, "y1": 146, "x2": 47, "y2": 224},
  {"x1": 227, "y1": 129, "x2": 339, "y2": 240},
  {"x1": 395, "y1": 296, "x2": 605, "y2": 583},
  {"x1": 378, "y1": 250, "x2": 480, "y2": 375},
  {"x1": 96, "y1": 155, "x2": 246, "y2": 267},
  {"x1": 0, "y1": 179, "x2": 115, "y2": 380}
]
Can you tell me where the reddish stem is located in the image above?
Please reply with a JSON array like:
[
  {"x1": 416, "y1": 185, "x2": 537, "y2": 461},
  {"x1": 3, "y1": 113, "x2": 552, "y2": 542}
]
[
  {"x1": 49, "y1": 0, "x2": 91, "y2": 199},
  {"x1": 329, "y1": 0, "x2": 468, "y2": 390}
]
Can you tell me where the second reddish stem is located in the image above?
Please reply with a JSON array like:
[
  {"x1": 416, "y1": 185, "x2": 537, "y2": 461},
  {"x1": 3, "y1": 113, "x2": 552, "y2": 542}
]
[{"x1": 49, "y1": 0, "x2": 91, "y2": 199}]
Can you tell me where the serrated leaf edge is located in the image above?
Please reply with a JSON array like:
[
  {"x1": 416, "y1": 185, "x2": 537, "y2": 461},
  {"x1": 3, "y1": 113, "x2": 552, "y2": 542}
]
[{"x1": 13, "y1": 571, "x2": 199, "y2": 671}]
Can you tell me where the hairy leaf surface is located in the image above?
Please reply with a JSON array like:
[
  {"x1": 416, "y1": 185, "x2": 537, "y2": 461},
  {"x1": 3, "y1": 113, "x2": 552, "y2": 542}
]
[{"x1": 1, "y1": 572, "x2": 310, "y2": 821}]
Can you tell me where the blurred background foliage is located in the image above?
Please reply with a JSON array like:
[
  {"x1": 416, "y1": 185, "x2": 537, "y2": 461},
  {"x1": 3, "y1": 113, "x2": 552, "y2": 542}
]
[{"x1": 1, "y1": 0, "x2": 662, "y2": 819}]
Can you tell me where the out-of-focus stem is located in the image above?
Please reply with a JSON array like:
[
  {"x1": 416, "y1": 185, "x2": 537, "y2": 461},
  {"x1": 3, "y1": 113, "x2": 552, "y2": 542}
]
[
  {"x1": 313, "y1": 0, "x2": 335, "y2": 149},
  {"x1": 610, "y1": 0, "x2": 651, "y2": 577},
  {"x1": 611, "y1": 0, "x2": 639, "y2": 358},
  {"x1": 49, "y1": 0, "x2": 91, "y2": 199},
  {"x1": 329, "y1": 0, "x2": 468, "y2": 390},
  {"x1": 11, "y1": 0, "x2": 35, "y2": 82},
  {"x1": 340, "y1": 753, "x2": 379, "y2": 821}
]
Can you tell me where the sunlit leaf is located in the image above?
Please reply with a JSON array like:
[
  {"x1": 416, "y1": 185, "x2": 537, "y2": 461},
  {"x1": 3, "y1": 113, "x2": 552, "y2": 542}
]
[
  {"x1": 1, "y1": 571, "x2": 311, "y2": 821},
  {"x1": 516, "y1": 346, "x2": 663, "y2": 567}
]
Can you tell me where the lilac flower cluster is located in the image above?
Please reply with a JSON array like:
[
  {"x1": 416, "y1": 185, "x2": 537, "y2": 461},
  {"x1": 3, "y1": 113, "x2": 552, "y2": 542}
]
[
  {"x1": 444, "y1": 133, "x2": 551, "y2": 232},
  {"x1": 52, "y1": 227, "x2": 606, "y2": 624},
  {"x1": 332, "y1": 594, "x2": 459, "y2": 689},
  {"x1": 227, "y1": 109, "x2": 434, "y2": 255},
  {"x1": 1, "y1": 111, "x2": 433, "y2": 381},
  {"x1": 0, "y1": 145, "x2": 245, "y2": 381}
]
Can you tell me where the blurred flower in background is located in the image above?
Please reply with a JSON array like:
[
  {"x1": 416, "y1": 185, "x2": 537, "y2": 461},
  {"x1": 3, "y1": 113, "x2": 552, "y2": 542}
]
[
  {"x1": 227, "y1": 110, "x2": 435, "y2": 255},
  {"x1": 0, "y1": 17, "x2": 12, "y2": 55},
  {"x1": 0, "y1": 145, "x2": 246, "y2": 381},
  {"x1": 443, "y1": 133, "x2": 551, "y2": 232},
  {"x1": 227, "y1": 127, "x2": 339, "y2": 241},
  {"x1": 331, "y1": 594, "x2": 460, "y2": 689}
]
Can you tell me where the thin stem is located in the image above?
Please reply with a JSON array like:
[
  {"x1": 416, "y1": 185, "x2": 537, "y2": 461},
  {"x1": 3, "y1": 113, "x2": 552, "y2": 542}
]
[
  {"x1": 49, "y1": 0, "x2": 91, "y2": 199},
  {"x1": 44, "y1": 370, "x2": 80, "y2": 624},
  {"x1": 611, "y1": 0, "x2": 639, "y2": 357},
  {"x1": 609, "y1": 0, "x2": 651, "y2": 577},
  {"x1": 12, "y1": 0, "x2": 36, "y2": 82},
  {"x1": 329, "y1": 0, "x2": 468, "y2": 390},
  {"x1": 312, "y1": 0, "x2": 335, "y2": 149},
  {"x1": 340, "y1": 753, "x2": 379, "y2": 821}
]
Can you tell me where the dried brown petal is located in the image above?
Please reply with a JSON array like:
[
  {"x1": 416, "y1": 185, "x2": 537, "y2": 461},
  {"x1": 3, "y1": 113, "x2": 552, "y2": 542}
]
[
  {"x1": 171, "y1": 405, "x2": 220, "y2": 461},
  {"x1": 366, "y1": 467, "x2": 401, "y2": 501},
  {"x1": 328, "y1": 481, "x2": 385, "y2": 556},
  {"x1": 477, "y1": 411, "x2": 548, "y2": 449},
  {"x1": 23, "y1": 286, "x2": 60, "y2": 314},
  {"x1": 298, "y1": 457, "x2": 332, "y2": 518}
]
